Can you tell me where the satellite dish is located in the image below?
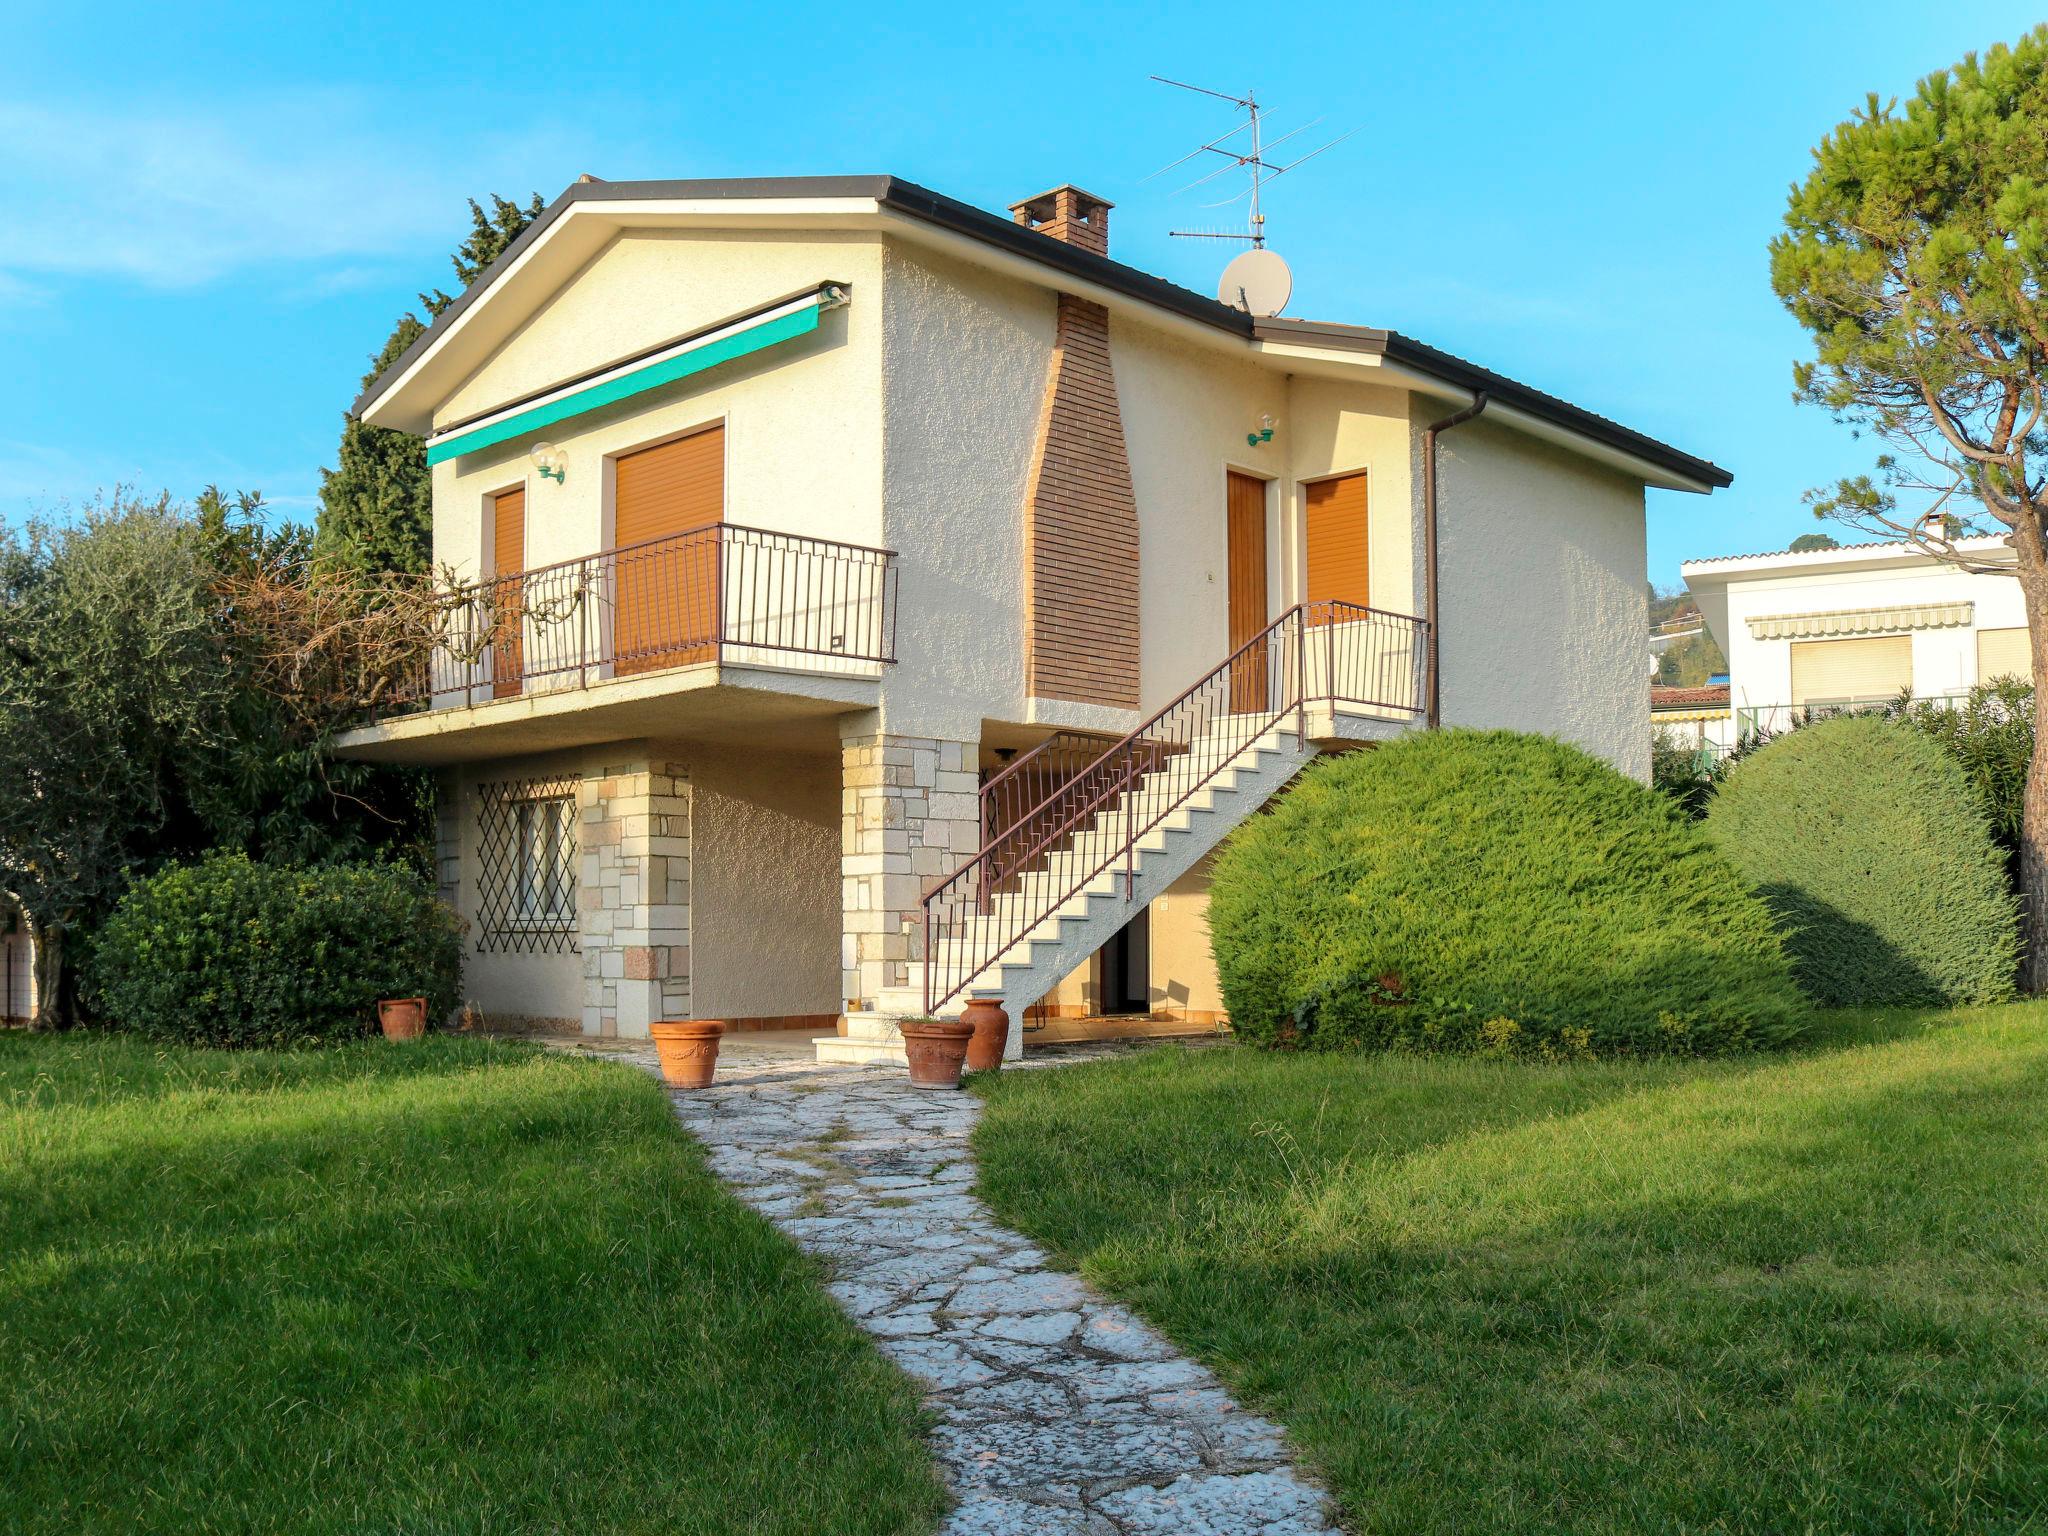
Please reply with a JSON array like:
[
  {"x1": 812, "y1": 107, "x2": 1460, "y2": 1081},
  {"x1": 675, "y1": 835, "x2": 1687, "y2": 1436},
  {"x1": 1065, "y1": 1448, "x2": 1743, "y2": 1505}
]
[{"x1": 1218, "y1": 248, "x2": 1293, "y2": 317}]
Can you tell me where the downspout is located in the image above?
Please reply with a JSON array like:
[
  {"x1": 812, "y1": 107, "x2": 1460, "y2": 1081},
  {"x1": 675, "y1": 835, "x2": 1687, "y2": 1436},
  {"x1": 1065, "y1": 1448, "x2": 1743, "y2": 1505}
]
[{"x1": 1422, "y1": 390, "x2": 1489, "y2": 728}]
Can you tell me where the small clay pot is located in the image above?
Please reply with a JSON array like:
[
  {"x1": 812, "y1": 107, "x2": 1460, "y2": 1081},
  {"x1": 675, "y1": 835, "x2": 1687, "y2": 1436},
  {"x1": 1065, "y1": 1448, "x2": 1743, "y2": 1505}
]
[
  {"x1": 650, "y1": 1020, "x2": 725, "y2": 1089},
  {"x1": 961, "y1": 999, "x2": 1010, "y2": 1073},
  {"x1": 378, "y1": 997, "x2": 427, "y2": 1041},
  {"x1": 897, "y1": 1017, "x2": 976, "y2": 1090}
]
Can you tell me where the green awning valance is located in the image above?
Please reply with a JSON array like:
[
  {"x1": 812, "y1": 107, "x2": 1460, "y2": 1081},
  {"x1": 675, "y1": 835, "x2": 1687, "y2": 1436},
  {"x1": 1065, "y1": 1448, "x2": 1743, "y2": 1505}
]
[{"x1": 425, "y1": 284, "x2": 846, "y2": 466}]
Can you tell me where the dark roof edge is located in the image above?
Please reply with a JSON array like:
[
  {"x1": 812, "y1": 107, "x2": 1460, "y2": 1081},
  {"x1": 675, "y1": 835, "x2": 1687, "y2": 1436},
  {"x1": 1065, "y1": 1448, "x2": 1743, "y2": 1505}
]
[
  {"x1": 349, "y1": 174, "x2": 1730, "y2": 490},
  {"x1": 1254, "y1": 317, "x2": 1732, "y2": 489},
  {"x1": 349, "y1": 174, "x2": 1250, "y2": 419}
]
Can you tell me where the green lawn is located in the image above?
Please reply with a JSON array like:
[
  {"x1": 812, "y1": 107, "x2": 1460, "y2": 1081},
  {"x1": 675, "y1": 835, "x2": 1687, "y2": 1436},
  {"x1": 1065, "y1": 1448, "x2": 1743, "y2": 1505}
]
[
  {"x1": 973, "y1": 1004, "x2": 2048, "y2": 1534},
  {"x1": 0, "y1": 1035, "x2": 944, "y2": 1536}
]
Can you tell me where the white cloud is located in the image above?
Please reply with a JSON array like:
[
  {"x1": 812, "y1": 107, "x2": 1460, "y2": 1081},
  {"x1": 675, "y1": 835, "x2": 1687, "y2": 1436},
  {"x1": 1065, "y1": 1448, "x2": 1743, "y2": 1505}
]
[{"x1": 0, "y1": 91, "x2": 591, "y2": 291}]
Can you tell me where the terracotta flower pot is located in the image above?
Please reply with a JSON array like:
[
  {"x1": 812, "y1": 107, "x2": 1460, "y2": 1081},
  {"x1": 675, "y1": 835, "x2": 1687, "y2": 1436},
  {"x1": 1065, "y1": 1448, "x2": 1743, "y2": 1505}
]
[
  {"x1": 650, "y1": 1020, "x2": 725, "y2": 1089},
  {"x1": 897, "y1": 1017, "x2": 976, "y2": 1090},
  {"x1": 378, "y1": 997, "x2": 427, "y2": 1041},
  {"x1": 961, "y1": 998, "x2": 1010, "y2": 1073}
]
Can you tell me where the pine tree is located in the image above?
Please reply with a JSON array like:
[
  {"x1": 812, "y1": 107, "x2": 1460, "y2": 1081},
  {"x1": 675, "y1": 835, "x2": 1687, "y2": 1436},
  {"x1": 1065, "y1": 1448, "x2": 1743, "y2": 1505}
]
[{"x1": 316, "y1": 194, "x2": 546, "y2": 573}]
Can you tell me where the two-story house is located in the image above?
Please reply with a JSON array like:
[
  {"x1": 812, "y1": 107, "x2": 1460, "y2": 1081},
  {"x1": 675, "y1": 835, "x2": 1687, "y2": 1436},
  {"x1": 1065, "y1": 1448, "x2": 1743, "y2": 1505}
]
[
  {"x1": 334, "y1": 174, "x2": 1730, "y2": 1064},
  {"x1": 1684, "y1": 535, "x2": 2029, "y2": 748}
]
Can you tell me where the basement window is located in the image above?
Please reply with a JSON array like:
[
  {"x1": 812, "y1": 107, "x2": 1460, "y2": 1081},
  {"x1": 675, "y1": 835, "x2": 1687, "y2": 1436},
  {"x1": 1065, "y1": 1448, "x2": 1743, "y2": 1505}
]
[{"x1": 477, "y1": 776, "x2": 580, "y2": 954}]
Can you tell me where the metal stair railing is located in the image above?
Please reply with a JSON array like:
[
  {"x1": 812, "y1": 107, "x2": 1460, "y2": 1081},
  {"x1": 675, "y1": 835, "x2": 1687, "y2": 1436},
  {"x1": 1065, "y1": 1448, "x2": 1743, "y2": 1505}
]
[{"x1": 922, "y1": 600, "x2": 1430, "y2": 1014}]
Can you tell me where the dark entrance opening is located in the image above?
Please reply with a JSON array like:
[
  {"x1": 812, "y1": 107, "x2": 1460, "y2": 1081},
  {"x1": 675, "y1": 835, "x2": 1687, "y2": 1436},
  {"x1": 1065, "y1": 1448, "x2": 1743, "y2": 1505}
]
[{"x1": 1096, "y1": 906, "x2": 1152, "y2": 1016}]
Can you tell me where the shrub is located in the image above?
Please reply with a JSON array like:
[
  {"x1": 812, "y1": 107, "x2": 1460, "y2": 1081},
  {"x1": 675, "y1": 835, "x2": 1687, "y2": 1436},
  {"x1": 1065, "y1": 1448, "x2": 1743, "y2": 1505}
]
[
  {"x1": 89, "y1": 855, "x2": 462, "y2": 1047},
  {"x1": 1650, "y1": 730, "x2": 1725, "y2": 819},
  {"x1": 1887, "y1": 677, "x2": 2033, "y2": 874},
  {"x1": 1705, "y1": 714, "x2": 2019, "y2": 1007},
  {"x1": 1208, "y1": 730, "x2": 1808, "y2": 1058}
]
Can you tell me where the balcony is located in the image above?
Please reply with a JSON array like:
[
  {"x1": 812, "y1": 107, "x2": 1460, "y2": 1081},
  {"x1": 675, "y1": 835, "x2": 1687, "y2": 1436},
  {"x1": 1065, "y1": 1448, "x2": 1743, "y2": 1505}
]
[{"x1": 337, "y1": 523, "x2": 898, "y2": 764}]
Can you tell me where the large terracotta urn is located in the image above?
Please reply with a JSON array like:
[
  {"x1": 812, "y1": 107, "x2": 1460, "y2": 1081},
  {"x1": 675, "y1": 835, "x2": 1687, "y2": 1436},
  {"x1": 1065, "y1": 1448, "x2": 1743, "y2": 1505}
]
[
  {"x1": 961, "y1": 999, "x2": 1010, "y2": 1073},
  {"x1": 378, "y1": 997, "x2": 427, "y2": 1041}
]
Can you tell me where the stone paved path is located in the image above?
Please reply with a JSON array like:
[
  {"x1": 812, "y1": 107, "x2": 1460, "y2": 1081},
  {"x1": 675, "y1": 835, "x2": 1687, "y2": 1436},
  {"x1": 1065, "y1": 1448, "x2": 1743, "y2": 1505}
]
[{"x1": 602, "y1": 1040, "x2": 1343, "y2": 1536}]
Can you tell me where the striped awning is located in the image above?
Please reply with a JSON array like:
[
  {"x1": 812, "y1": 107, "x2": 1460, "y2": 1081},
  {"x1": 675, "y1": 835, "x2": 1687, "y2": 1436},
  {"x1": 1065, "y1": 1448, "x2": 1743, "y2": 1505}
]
[
  {"x1": 424, "y1": 283, "x2": 848, "y2": 466},
  {"x1": 1747, "y1": 601, "x2": 1973, "y2": 641}
]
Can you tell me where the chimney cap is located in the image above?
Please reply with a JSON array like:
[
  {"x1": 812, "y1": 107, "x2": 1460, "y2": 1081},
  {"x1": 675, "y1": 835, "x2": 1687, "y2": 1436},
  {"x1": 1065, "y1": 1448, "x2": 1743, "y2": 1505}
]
[{"x1": 1008, "y1": 185, "x2": 1115, "y2": 222}]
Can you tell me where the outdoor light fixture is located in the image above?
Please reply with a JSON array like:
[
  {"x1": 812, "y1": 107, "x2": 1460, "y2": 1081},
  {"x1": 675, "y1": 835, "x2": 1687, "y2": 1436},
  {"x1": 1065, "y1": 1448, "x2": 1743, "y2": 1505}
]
[
  {"x1": 529, "y1": 441, "x2": 568, "y2": 483},
  {"x1": 1246, "y1": 414, "x2": 1277, "y2": 448}
]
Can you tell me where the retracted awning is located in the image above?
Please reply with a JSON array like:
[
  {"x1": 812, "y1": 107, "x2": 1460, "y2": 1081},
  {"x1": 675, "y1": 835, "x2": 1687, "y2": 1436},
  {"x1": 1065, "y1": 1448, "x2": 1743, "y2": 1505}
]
[
  {"x1": 1746, "y1": 601, "x2": 1973, "y2": 640},
  {"x1": 424, "y1": 282, "x2": 848, "y2": 466}
]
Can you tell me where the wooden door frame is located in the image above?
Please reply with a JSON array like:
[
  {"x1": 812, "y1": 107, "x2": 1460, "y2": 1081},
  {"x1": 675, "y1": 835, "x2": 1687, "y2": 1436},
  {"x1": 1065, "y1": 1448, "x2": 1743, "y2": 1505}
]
[
  {"x1": 1224, "y1": 466, "x2": 1275, "y2": 712},
  {"x1": 485, "y1": 479, "x2": 529, "y2": 699}
]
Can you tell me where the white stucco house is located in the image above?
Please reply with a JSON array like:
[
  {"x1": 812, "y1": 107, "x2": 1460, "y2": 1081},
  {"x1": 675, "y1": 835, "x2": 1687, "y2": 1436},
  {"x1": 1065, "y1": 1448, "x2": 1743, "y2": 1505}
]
[
  {"x1": 333, "y1": 174, "x2": 1729, "y2": 1063},
  {"x1": 1683, "y1": 535, "x2": 2030, "y2": 750}
]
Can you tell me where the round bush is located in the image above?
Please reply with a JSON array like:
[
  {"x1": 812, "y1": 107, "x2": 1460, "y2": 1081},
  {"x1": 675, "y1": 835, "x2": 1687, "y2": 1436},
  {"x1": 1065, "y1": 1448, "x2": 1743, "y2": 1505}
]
[
  {"x1": 89, "y1": 855, "x2": 462, "y2": 1047},
  {"x1": 1704, "y1": 714, "x2": 2018, "y2": 1007},
  {"x1": 1208, "y1": 730, "x2": 1809, "y2": 1058}
]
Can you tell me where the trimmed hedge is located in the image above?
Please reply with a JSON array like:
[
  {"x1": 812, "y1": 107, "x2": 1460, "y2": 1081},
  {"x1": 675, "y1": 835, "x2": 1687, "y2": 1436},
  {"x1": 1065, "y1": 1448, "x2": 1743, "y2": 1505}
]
[
  {"x1": 1208, "y1": 730, "x2": 1808, "y2": 1058},
  {"x1": 1705, "y1": 714, "x2": 2019, "y2": 1007},
  {"x1": 89, "y1": 855, "x2": 462, "y2": 1047}
]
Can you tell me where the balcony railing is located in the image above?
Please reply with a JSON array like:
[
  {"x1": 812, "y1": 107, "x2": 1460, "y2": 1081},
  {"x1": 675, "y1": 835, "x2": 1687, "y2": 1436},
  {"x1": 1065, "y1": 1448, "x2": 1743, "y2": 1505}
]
[{"x1": 386, "y1": 523, "x2": 898, "y2": 715}]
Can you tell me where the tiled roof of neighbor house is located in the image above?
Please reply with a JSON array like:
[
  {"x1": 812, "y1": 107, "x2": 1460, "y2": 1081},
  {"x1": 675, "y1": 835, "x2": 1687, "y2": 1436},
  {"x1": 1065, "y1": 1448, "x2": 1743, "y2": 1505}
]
[
  {"x1": 1651, "y1": 684, "x2": 1731, "y2": 710},
  {"x1": 352, "y1": 174, "x2": 1730, "y2": 490},
  {"x1": 1682, "y1": 533, "x2": 2010, "y2": 570}
]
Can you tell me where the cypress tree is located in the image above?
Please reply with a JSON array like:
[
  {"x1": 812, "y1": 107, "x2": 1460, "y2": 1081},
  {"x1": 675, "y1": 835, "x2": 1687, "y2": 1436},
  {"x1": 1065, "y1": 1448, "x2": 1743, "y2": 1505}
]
[{"x1": 316, "y1": 194, "x2": 546, "y2": 573}]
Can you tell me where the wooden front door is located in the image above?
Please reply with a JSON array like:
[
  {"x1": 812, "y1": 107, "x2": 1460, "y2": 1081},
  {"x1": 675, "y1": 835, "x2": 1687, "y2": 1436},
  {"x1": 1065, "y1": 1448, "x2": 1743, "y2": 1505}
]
[
  {"x1": 490, "y1": 487, "x2": 525, "y2": 698},
  {"x1": 1226, "y1": 470, "x2": 1269, "y2": 712},
  {"x1": 613, "y1": 425, "x2": 725, "y2": 675},
  {"x1": 1305, "y1": 471, "x2": 1370, "y2": 619}
]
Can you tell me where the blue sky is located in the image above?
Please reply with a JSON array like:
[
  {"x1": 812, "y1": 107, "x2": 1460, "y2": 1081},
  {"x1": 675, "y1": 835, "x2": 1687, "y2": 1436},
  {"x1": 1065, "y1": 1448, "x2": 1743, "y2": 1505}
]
[{"x1": 2, "y1": 0, "x2": 2041, "y2": 585}]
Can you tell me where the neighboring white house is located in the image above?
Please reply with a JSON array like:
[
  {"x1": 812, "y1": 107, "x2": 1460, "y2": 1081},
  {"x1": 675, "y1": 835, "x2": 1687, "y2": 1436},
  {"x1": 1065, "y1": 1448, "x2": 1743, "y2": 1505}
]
[
  {"x1": 332, "y1": 173, "x2": 1730, "y2": 1063},
  {"x1": 1683, "y1": 535, "x2": 2029, "y2": 750}
]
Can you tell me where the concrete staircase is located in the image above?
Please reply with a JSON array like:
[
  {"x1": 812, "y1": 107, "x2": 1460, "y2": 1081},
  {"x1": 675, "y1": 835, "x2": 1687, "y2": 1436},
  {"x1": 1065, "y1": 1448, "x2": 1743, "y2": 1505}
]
[
  {"x1": 817, "y1": 600, "x2": 1431, "y2": 1067},
  {"x1": 817, "y1": 715, "x2": 1319, "y2": 1066}
]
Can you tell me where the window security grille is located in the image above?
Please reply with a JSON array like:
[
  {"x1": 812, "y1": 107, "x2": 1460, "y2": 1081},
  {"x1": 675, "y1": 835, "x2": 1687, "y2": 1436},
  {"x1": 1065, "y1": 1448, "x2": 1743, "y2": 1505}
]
[{"x1": 476, "y1": 776, "x2": 580, "y2": 954}]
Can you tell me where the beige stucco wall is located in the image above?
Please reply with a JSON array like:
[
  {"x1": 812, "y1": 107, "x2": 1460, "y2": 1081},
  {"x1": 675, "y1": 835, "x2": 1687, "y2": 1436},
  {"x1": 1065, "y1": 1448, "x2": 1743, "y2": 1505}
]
[
  {"x1": 686, "y1": 743, "x2": 840, "y2": 1019},
  {"x1": 1037, "y1": 855, "x2": 1225, "y2": 1019},
  {"x1": 1283, "y1": 377, "x2": 1418, "y2": 616},
  {"x1": 1114, "y1": 319, "x2": 1283, "y2": 709},
  {"x1": 1430, "y1": 409, "x2": 1650, "y2": 778},
  {"x1": 429, "y1": 229, "x2": 888, "y2": 585},
  {"x1": 875, "y1": 248, "x2": 1424, "y2": 735},
  {"x1": 443, "y1": 744, "x2": 601, "y2": 1028},
  {"x1": 446, "y1": 738, "x2": 840, "y2": 1029},
  {"x1": 876, "y1": 240, "x2": 1048, "y2": 741}
]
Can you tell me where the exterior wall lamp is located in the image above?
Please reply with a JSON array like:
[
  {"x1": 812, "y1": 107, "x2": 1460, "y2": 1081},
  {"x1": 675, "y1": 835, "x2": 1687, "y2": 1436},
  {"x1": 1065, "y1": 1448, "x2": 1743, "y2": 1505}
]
[
  {"x1": 1246, "y1": 414, "x2": 1277, "y2": 448},
  {"x1": 529, "y1": 441, "x2": 567, "y2": 483}
]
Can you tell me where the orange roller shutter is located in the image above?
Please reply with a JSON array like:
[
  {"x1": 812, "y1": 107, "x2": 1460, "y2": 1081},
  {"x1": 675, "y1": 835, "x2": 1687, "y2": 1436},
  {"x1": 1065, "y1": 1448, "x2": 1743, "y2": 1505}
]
[
  {"x1": 613, "y1": 426, "x2": 724, "y2": 675},
  {"x1": 1306, "y1": 472, "x2": 1369, "y2": 618}
]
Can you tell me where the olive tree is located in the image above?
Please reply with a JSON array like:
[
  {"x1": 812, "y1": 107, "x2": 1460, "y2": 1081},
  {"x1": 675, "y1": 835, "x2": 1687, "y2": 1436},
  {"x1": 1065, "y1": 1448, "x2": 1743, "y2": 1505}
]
[
  {"x1": 0, "y1": 498, "x2": 238, "y2": 1024},
  {"x1": 1771, "y1": 25, "x2": 2048, "y2": 986}
]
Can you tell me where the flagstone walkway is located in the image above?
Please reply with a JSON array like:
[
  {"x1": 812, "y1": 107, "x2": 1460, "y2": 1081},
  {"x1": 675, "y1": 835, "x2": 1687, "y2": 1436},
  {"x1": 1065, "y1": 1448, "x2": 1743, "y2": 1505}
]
[{"x1": 600, "y1": 1038, "x2": 1343, "y2": 1536}]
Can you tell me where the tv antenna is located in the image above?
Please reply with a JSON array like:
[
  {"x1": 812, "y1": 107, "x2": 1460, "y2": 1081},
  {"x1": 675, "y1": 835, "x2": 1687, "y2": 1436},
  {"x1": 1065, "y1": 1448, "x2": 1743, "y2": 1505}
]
[{"x1": 1146, "y1": 76, "x2": 1354, "y2": 251}]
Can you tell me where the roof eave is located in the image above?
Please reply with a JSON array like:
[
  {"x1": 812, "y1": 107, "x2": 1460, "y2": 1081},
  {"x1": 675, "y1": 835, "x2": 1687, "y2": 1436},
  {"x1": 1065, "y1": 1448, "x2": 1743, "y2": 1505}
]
[{"x1": 1252, "y1": 319, "x2": 1731, "y2": 493}]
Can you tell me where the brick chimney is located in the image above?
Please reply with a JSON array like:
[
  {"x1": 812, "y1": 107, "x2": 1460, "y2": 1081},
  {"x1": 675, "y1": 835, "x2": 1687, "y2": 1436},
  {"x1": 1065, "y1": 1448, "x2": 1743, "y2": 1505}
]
[{"x1": 1009, "y1": 185, "x2": 1112, "y2": 257}]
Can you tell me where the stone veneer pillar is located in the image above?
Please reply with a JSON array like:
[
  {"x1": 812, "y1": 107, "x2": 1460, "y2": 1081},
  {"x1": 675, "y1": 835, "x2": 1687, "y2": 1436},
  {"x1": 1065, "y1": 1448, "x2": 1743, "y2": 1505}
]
[
  {"x1": 833, "y1": 726, "x2": 980, "y2": 1055},
  {"x1": 579, "y1": 757, "x2": 692, "y2": 1038}
]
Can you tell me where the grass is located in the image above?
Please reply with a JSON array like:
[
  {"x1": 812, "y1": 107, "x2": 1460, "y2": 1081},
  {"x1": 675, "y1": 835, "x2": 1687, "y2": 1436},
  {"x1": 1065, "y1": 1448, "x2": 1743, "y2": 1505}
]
[
  {"x1": 973, "y1": 1005, "x2": 2048, "y2": 1534},
  {"x1": 0, "y1": 1034, "x2": 945, "y2": 1536}
]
